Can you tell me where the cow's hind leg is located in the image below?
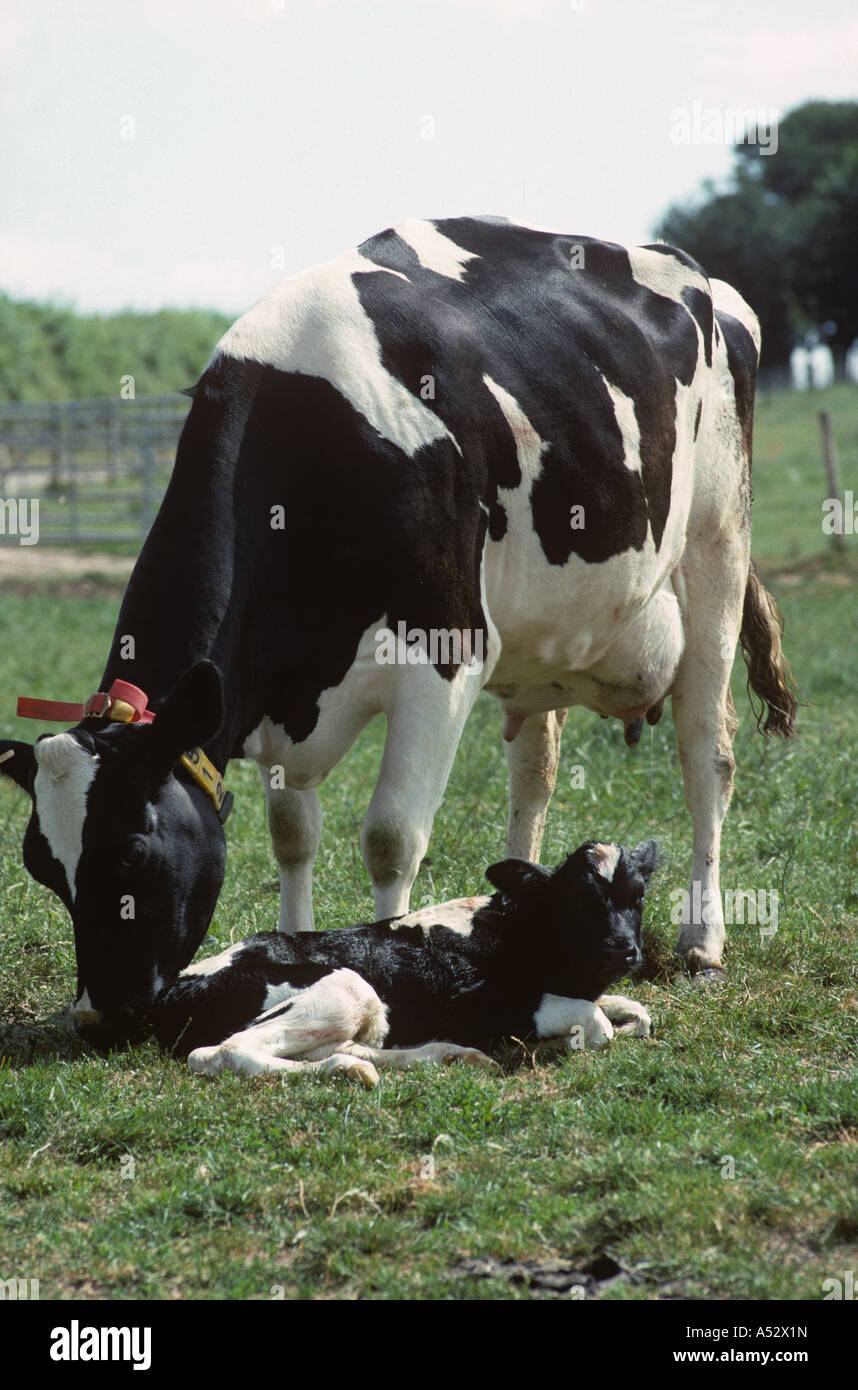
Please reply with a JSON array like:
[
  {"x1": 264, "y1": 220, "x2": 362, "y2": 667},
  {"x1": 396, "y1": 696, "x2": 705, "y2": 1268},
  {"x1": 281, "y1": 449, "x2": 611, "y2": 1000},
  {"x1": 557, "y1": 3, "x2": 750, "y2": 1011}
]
[
  {"x1": 670, "y1": 536, "x2": 747, "y2": 974},
  {"x1": 258, "y1": 771, "x2": 322, "y2": 933},
  {"x1": 504, "y1": 709, "x2": 568, "y2": 860},
  {"x1": 187, "y1": 968, "x2": 387, "y2": 1088}
]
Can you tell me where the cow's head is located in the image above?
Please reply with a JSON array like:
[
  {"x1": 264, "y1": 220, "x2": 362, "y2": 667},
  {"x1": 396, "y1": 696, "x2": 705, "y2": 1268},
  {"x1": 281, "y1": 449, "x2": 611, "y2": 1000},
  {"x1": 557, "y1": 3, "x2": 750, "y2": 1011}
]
[
  {"x1": 0, "y1": 662, "x2": 227, "y2": 1050},
  {"x1": 485, "y1": 838, "x2": 658, "y2": 998}
]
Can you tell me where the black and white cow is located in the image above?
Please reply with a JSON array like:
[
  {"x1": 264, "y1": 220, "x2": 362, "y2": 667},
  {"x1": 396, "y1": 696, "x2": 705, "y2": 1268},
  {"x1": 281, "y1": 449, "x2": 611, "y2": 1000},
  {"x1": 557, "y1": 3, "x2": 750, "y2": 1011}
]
[
  {"x1": 0, "y1": 216, "x2": 796, "y2": 1050},
  {"x1": 151, "y1": 840, "x2": 657, "y2": 1087}
]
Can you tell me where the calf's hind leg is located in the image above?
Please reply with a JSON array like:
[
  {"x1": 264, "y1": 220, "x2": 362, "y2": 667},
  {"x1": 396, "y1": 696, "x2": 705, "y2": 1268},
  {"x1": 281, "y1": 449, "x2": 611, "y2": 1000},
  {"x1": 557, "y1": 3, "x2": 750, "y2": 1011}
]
[
  {"x1": 338, "y1": 1040, "x2": 498, "y2": 1072},
  {"x1": 187, "y1": 968, "x2": 387, "y2": 1088}
]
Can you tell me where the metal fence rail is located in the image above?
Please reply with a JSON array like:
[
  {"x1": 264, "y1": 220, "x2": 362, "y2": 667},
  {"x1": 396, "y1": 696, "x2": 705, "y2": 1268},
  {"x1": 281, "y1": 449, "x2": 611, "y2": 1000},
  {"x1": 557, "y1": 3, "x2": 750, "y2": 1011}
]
[
  {"x1": 0, "y1": 370, "x2": 840, "y2": 547},
  {"x1": 0, "y1": 395, "x2": 190, "y2": 545}
]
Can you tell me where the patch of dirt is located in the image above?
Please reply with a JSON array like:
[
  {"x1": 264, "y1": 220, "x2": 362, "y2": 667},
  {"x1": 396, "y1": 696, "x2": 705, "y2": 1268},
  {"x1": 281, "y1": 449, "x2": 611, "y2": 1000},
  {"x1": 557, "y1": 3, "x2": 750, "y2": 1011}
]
[
  {"x1": 764, "y1": 551, "x2": 858, "y2": 587},
  {"x1": 454, "y1": 1252, "x2": 634, "y2": 1299},
  {"x1": 0, "y1": 1008, "x2": 86, "y2": 1066},
  {"x1": 0, "y1": 547, "x2": 134, "y2": 585}
]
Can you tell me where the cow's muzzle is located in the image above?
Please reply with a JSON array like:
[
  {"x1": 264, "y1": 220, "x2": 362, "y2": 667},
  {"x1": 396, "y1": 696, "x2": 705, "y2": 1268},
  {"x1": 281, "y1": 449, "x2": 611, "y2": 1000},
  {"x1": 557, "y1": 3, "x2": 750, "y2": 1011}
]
[{"x1": 73, "y1": 1002, "x2": 153, "y2": 1051}]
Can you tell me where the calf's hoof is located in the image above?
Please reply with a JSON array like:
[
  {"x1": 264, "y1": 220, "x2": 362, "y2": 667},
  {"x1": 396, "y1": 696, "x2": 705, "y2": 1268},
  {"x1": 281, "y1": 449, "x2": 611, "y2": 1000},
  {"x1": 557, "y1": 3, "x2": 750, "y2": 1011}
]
[
  {"x1": 323, "y1": 1054, "x2": 380, "y2": 1089},
  {"x1": 597, "y1": 995, "x2": 653, "y2": 1038},
  {"x1": 188, "y1": 1045, "x2": 222, "y2": 1076},
  {"x1": 427, "y1": 1043, "x2": 498, "y2": 1070},
  {"x1": 584, "y1": 1014, "x2": 614, "y2": 1049},
  {"x1": 615, "y1": 1009, "x2": 654, "y2": 1038},
  {"x1": 447, "y1": 1046, "x2": 499, "y2": 1071}
]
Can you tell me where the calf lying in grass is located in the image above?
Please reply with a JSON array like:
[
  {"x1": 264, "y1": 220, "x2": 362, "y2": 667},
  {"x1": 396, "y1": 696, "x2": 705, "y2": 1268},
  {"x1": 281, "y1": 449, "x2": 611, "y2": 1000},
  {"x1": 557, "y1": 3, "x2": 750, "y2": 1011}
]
[{"x1": 152, "y1": 840, "x2": 657, "y2": 1088}]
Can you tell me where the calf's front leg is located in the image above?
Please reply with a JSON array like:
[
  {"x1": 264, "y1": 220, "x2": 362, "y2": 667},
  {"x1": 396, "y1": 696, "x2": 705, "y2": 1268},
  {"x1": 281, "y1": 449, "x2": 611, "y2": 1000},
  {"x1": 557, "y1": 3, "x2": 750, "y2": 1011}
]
[
  {"x1": 533, "y1": 995, "x2": 615, "y2": 1049},
  {"x1": 596, "y1": 993, "x2": 653, "y2": 1037}
]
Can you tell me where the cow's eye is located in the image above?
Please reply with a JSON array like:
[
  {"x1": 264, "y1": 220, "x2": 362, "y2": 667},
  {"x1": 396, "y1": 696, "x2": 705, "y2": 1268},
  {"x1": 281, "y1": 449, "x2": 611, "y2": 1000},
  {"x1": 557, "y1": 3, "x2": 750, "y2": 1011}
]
[{"x1": 119, "y1": 840, "x2": 146, "y2": 870}]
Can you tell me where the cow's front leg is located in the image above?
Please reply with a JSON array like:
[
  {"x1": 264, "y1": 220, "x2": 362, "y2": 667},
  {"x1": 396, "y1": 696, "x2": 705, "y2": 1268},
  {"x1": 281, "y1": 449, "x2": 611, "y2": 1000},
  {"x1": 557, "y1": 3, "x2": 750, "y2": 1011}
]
[
  {"x1": 258, "y1": 771, "x2": 322, "y2": 933},
  {"x1": 503, "y1": 708, "x2": 568, "y2": 860},
  {"x1": 361, "y1": 664, "x2": 484, "y2": 919}
]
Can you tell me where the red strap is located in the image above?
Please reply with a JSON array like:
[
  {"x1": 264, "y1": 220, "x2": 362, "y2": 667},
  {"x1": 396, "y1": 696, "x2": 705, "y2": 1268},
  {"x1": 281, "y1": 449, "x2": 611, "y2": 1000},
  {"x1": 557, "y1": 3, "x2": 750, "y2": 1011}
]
[
  {"x1": 17, "y1": 697, "x2": 86, "y2": 721},
  {"x1": 17, "y1": 680, "x2": 155, "y2": 724},
  {"x1": 105, "y1": 681, "x2": 153, "y2": 722}
]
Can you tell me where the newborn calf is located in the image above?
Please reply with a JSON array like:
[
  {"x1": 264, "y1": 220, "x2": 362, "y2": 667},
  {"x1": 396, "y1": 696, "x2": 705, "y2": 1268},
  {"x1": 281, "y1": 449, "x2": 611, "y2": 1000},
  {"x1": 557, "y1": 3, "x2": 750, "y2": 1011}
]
[{"x1": 153, "y1": 840, "x2": 657, "y2": 1088}]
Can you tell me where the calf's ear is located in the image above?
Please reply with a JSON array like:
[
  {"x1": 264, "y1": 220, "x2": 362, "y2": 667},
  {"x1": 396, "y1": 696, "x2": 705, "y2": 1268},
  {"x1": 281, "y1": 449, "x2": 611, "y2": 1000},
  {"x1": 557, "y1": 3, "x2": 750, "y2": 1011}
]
[
  {"x1": 150, "y1": 661, "x2": 225, "y2": 776},
  {"x1": 485, "y1": 857, "x2": 551, "y2": 899},
  {"x1": 632, "y1": 839, "x2": 658, "y2": 883},
  {"x1": 0, "y1": 741, "x2": 36, "y2": 797}
]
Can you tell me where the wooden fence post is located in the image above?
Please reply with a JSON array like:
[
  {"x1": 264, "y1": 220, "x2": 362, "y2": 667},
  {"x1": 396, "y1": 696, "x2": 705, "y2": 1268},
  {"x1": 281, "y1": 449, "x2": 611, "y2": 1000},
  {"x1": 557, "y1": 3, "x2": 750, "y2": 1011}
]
[{"x1": 819, "y1": 410, "x2": 844, "y2": 553}]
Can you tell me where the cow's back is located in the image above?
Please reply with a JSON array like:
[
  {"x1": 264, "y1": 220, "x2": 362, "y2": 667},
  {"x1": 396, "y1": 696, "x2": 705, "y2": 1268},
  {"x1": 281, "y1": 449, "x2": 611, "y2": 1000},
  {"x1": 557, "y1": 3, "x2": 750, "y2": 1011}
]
[{"x1": 142, "y1": 217, "x2": 756, "y2": 746}]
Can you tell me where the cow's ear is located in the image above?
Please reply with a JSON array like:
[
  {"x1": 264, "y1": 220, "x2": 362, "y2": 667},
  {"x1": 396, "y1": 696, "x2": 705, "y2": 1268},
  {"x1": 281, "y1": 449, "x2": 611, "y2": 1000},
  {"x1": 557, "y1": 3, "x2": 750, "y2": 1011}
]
[
  {"x1": 150, "y1": 661, "x2": 224, "y2": 774},
  {"x1": 485, "y1": 857, "x2": 551, "y2": 899},
  {"x1": 0, "y1": 741, "x2": 36, "y2": 797},
  {"x1": 631, "y1": 839, "x2": 658, "y2": 883}
]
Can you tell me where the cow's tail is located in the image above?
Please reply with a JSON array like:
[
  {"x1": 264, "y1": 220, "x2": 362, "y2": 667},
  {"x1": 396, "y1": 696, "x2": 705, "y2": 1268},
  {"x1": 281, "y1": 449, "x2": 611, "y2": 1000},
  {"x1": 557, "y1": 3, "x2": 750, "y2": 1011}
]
[{"x1": 739, "y1": 560, "x2": 798, "y2": 737}]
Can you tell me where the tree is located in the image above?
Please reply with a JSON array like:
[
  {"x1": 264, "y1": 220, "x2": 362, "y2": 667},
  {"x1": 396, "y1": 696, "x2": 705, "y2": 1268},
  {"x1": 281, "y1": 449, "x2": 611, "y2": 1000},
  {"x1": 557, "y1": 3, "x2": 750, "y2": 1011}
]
[{"x1": 656, "y1": 101, "x2": 858, "y2": 367}]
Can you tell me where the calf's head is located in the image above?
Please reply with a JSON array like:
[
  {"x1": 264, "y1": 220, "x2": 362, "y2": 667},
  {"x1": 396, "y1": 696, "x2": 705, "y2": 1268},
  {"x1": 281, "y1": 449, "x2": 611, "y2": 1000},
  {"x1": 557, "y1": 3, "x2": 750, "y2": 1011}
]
[
  {"x1": 0, "y1": 663, "x2": 227, "y2": 1050},
  {"x1": 485, "y1": 839, "x2": 658, "y2": 998}
]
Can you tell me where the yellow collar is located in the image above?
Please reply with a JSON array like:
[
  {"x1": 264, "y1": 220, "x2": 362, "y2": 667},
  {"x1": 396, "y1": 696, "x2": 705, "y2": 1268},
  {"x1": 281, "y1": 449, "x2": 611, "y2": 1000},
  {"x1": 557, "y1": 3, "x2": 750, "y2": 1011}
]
[{"x1": 180, "y1": 747, "x2": 234, "y2": 823}]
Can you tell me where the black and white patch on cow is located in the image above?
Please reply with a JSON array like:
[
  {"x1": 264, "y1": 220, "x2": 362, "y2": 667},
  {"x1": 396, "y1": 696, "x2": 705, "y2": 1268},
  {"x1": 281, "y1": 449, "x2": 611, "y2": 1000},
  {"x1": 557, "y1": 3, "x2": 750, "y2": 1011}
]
[
  {"x1": 1, "y1": 216, "x2": 797, "y2": 1046},
  {"x1": 31, "y1": 733, "x2": 98, "y2": 902},
  {"x1": 151, "y1": 840, "x2": 657, "y2": 1086}
]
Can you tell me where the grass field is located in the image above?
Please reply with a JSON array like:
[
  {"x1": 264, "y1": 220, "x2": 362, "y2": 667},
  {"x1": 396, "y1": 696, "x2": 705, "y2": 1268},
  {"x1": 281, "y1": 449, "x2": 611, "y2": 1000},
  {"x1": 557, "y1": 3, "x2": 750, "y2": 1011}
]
[{"x1": 1, "y1": 385, "x2": 856, "y2": 1301}]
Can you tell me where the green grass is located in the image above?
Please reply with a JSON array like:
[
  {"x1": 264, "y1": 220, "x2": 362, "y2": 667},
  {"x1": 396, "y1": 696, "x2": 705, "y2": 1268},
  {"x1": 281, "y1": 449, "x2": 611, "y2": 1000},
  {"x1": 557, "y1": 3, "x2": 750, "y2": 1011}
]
[
  {"x1": 0, "y1": 385, "x2": 857, "y2": 1300},
  {"x1": 751, "y1": 382, "x2": 858, "y2": 569}
]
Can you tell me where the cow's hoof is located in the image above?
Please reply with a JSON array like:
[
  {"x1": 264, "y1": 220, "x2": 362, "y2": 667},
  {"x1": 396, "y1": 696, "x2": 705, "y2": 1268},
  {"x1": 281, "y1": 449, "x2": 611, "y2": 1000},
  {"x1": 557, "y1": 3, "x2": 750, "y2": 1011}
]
[
  {"x1": 679, "y1": 945, "x2": 726, "y2": 978},
  {"x1": 690, "y1": 965, "x2": 727, "y2": 986}
]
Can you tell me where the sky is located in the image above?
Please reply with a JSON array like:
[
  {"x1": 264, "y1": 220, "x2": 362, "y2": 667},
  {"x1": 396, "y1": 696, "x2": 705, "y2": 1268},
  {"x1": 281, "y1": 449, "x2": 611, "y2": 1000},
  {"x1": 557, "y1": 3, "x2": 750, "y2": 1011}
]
[{"x1": 1, "y1": 0, "x2": 856, "y2": 316}]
